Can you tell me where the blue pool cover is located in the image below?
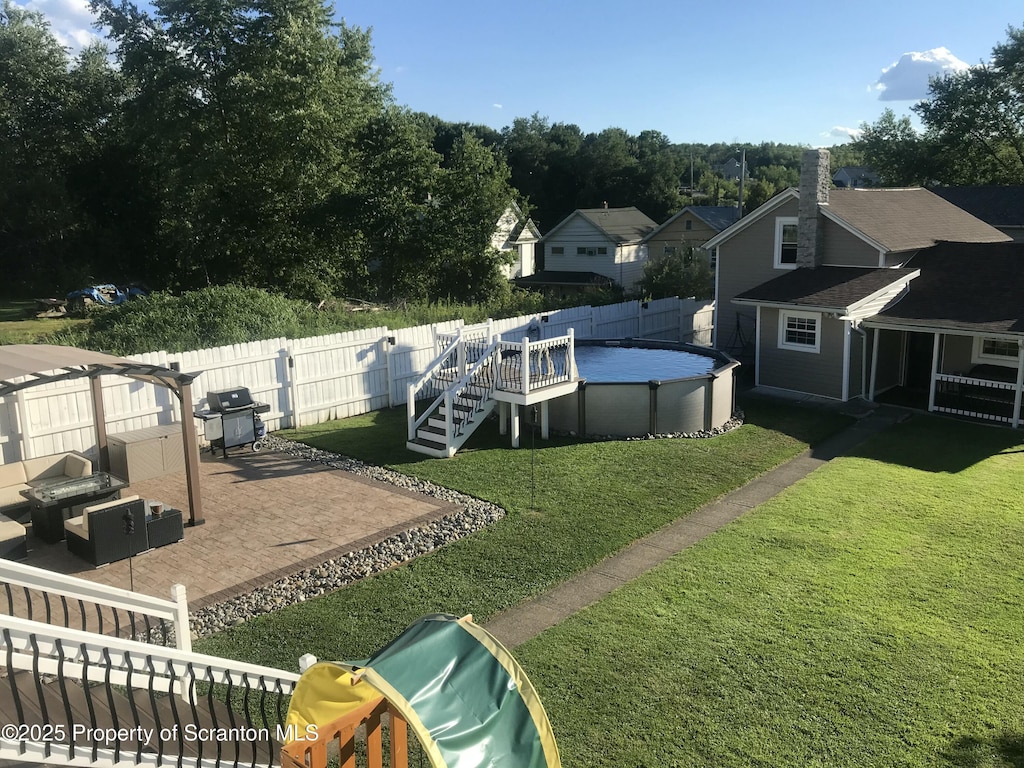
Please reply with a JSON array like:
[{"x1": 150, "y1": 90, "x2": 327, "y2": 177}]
[{"x1": 574, "y1": 345, "x2": 715, "y2": 383}]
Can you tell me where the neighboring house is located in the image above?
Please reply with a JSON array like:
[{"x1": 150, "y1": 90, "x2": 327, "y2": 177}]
[
  {"x1": 493, "y1": 202, "x2": 542, "y2": 280},
  {"x1": 643, "y1": 205, "x2": 740, "y2": 267},
  {"x1": 704, "y1": 149, "x2": 1019, "y2": 416},
  {"x1": 517, "y1": 206, "x2": 657, "y2": 295},
  {"x1": 931, "y1": 186, "x2": 1024, "y2": 243},
  {"x1": 832, "y1": 166, "x2": 880, "y2": 188}
]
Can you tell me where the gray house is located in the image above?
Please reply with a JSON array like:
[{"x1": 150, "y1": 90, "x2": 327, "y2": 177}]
[{"x1": 704, "y1": 149, "x2": 1024, "y2": 421}]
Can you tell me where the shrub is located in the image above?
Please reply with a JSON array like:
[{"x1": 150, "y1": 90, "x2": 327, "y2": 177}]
[{"x1": 48, "y1": 286, "x2": 325, "y2": 354}]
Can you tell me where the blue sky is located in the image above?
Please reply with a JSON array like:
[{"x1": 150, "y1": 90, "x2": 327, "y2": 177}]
[{"x1": 25, "y1": 0, "x2": 1024, "y2": 146}]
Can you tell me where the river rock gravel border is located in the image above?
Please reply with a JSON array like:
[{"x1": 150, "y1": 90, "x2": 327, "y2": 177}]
[
  {"x1": 187, "y1": 435, "x2": 505, "y2": 639},
  {"x1": 185, "y1": 414, "x2": 744, "y2": 639}
]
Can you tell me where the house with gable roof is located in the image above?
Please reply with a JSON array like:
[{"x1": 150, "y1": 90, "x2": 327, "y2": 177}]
[
  {"x1": 705, "y1": 149, "x2": 1024, "y2": 424},
  {"x1": 493, "y1": 201, "x2": 542, "y2": 280},
  {"x1": 516, "y1": 206, "x2": 657, "y2": 295},
  {"x1": 642, "y1": 205, "x2": 740, "y2": 268},
  {"x1": 832, "y1": 166, "x2": 880, "y2": 188}
]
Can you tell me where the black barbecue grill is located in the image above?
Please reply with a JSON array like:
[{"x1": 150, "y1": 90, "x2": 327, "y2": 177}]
[{"x1": 194, "y1": 387, "x2": 271, "y2": 457}]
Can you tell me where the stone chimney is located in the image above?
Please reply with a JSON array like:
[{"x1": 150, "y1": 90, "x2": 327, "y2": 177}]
[{"x1": 796, "y1": 148, "x2": 830, "y2": 268}]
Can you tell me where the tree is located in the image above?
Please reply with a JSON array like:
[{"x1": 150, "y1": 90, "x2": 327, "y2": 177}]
[
  {"x1": 91, "y1": 0, "x2": 389, "y2": 297},
  {"x1": 0, "y1": 1, "x2": 125, "y2": 293},
  {"x1": 855, "y1": 24, "x2": 1024, "y2": 187},
  {"x1": 916, "y1": 27, "x2": 1024, "y2": 184},
  {"x1": 852, "y1": 109, "x2": 934, "y2": 186},
  {"x1": 636, "y1": 246, "x2": 713, "y2": 301}
]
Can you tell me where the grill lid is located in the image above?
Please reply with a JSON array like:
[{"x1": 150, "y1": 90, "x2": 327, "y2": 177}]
[{"x1": 207, "y1": 387, "x2": 255, "y2": 412}]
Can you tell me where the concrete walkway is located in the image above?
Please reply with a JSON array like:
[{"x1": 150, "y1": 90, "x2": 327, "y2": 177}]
[{"x1": 483, "y1": 403, "x2": 906, "y2": 649}]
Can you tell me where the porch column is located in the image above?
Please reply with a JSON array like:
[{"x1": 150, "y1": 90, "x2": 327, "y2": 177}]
[
  {"x1": 868, "y1": 328, "x2": 880, "y2": 402},
  {"x1": 180, "y1": 380, "x2": 205, "y2": 526},
  {"x1": 927, "y1": 332, "x2": 940, "y2": 412},
  {"x1": 1013, "y1": 342, "x2": 1024, "y2": 429},
  {"x1": 89, "y1": 375, "x2": 109, "y2": 472},
  {"x1": 754, "y1": 306, "x2": 761, "y2": 387}
]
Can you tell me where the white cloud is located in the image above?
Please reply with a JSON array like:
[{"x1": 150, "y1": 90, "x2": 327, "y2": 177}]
[
  {"x1": 823, "y1": 125, "x2": 863, "y2": 142},
  {"x1": 872, "y1": 47, "x2": 969, "y2": 101},
  {"x1": 492, "y1": 103, "x2": 503, "y2": 109},
  {"x1": 19, "y1": 0, "x2": 104, "y2": 53}
]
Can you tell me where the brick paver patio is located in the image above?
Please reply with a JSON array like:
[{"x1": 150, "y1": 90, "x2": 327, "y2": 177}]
[{"x1": 19, "y1": 446, "x2": 458, "y2": 610}]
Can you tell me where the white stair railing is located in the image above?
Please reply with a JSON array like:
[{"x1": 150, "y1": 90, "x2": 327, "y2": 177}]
[{"x1": 406, "y1": 332, "x2": 464, "y2": 440}]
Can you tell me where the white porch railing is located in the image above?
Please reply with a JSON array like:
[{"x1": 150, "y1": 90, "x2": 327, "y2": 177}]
[{"x1": 933, "y1": 373, "x2": 1020, "y2": 425}]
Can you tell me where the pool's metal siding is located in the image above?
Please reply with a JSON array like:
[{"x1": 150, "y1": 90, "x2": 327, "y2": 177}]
[
  {"x1": 585, "y1": 384, "x2": 650, "y2": 435},
  {"x1": 654, "y1": 379, "x2": 708, "y2": 434},
  {"x1": 711, "y1": 372, "x2": 734, "y2": 427},
  {"x1": 548, "y1": 391, "x2": 580, "y2": 433},
  {"x1": 545, "y1": 341, "x2": 738, "y2": 437}
]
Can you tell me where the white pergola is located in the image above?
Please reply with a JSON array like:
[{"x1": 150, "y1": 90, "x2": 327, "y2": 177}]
[{"x1": 0, "y1": 345, "x2": 206, "y2": 525}]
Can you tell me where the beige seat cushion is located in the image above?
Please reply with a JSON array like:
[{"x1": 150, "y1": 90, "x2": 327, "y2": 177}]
[
  {"x1": 0, "y1": 463, "x2": 28, "y2": 488},
  {"x1": 80, "y1": 495, "x2": 140, "y2": 536},
  {"x1": 0, "y1": 484, "x2": 30, "y2": 508},
  {"x1": 21, "y1": 455, "x2": 70, "y2": 482},
  {"x1": 0, "y1": 515, "x2": 25, "y2": 541},
  {"x1": 63, "y1": 453, "x2": 92, "y2": 478},
  {"x1": 21, "y1": 452, "x2": 92, "y2": 482}
]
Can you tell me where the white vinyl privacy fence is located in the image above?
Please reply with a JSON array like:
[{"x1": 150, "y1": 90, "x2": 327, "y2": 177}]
[{"x1": 0, "y1": 298, "x2": 712, "y2": 464}]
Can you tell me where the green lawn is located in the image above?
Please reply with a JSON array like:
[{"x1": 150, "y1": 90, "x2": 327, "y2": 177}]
[
  {"x1": 0, "y1": 300, "x2": 88, "y2": 345},
  {"x1": 514, "y1": 415, "x2": 1024, "y2": 767},
  {"x1": 196, "y1": 398, "x2": 851, "y2": 668}
]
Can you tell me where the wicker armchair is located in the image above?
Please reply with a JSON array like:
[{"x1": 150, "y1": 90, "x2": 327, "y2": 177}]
[{"x1": 64, "y1": 496, "x2": 149, "y2": 566}]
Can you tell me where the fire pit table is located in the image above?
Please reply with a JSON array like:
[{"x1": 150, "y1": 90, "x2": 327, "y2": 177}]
[{"x1": 21, "y1": 471, "x2": 129, "y2": 543}]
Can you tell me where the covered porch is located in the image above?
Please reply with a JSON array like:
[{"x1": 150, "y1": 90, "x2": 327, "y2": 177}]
[{"x1": 865, "y1": 324, "x2": 1024, "y2": 427}]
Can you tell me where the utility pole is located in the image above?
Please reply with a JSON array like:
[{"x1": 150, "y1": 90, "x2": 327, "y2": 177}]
[{"x1": 737, "y1": 148, "x2": 746, "y2": 218}]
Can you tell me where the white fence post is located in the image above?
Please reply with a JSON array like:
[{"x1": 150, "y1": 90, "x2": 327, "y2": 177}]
[
  {"x1": 384, "y1": 329, "x2": 394, "y2": 409},
  {"x1": 299, "y1": 653, "x2": 318, "y2": 673},
  {"x1": 284, "y1": 344, "x2": 299, "y2": 429},
  {"x1": 13, "y1": 391, "x2": 32, "y2": 460}
]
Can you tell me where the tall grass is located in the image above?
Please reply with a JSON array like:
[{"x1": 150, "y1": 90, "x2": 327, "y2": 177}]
[{"x1": 42, "y1": 285, "x2": 621, "y2": 355}]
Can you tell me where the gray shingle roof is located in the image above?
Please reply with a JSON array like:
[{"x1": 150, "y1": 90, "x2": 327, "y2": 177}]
[
  {"x1": 734, "y1": 267, "x2": 918, "y2": 311},
  {"x1": 930, "y1": 186, "x2": 1024, "y2": 228},
  {"x1": 824, "y1": 188, "x2": 1011, "y2": 252},
  {"x1": 871, "y1": 242, "x2": 1024, "y2": 334},
  {"x1": 687, "y1": 206, "x2": 741, "y2": 232},
  {"x1": 572, "y1": 207, "x2": 657, "y2": 243},
  {"x1": 514, "y1": 271, "x2": 613, "y2": 287}
]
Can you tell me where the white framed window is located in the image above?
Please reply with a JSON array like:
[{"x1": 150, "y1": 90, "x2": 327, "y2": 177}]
[
  {"x1": 550, "y1": 246, "x2": 564, "y2": 255},
  {"x1": 576, "y1": 246, "x2": 608, "y2": 256},
  {"x1": 663, "y1": 245, "x2": 678, "y2": 257},
  {"x1": 973, "y1": 336, "x2": 1020, "y2": 366},
  {"x1": 778, "y1": 310, "x2": 820, "y2": 353},
  {"x1": 774, "y1": 217, "x2": 798, "y2": 269}
]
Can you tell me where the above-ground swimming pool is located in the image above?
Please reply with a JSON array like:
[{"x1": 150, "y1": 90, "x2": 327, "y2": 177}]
[{"x1": 547, "y1": 339, "x2": 739, "y2": 437}]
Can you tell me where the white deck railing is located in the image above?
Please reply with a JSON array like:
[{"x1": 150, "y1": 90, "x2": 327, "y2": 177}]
[
  {"x1": 1, "y1": 614, "x2": 301, "y2": 767},
  {"x1": 1, "y1": 559, "x2": 190, "y2": 652}
]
